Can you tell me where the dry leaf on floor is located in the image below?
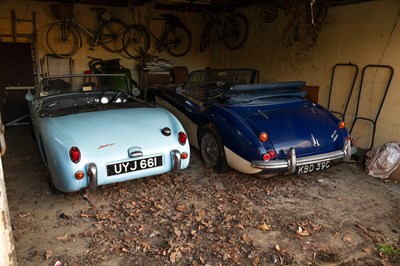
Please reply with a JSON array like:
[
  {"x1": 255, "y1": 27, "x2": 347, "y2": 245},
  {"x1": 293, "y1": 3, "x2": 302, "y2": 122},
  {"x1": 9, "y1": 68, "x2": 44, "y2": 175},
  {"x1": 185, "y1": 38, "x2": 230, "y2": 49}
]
[
  {"x1": 242, "y1": 233, "x2": 251, "y2": 243},
  {"x1": 296, "y1": 226, "x2": 309, "y2": 236},
  {"x1": 56, "y1": 233, "x2": 69, "y2": 241},
  {"x1": 257, "y1": 223, "x2": 270, "y2": 231}
]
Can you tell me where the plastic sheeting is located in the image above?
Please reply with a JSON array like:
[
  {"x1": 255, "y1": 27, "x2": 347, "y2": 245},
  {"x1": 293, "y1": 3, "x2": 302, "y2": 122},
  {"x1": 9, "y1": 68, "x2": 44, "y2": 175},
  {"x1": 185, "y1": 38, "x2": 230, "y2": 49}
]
[{"x1": 365, "y1": 142, "x2": 400, "y2": 179}]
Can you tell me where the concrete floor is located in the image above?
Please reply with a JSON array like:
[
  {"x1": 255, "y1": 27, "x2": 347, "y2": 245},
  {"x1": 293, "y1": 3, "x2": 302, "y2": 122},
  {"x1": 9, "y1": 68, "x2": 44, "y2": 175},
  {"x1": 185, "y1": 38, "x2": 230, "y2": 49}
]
[{"x1": 2, "y1": 125, "x2": 400, "y2": 265}]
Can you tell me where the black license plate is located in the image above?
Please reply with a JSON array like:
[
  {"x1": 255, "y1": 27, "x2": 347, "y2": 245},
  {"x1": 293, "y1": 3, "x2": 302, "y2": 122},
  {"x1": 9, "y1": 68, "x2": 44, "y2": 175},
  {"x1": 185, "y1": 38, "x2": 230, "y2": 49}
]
[
  {"x1": 297, "y1": 160, "x2": 331, "y2": 174},
  {"x1": 107, "y1": 156, "x2": 163, "y2": 176}
]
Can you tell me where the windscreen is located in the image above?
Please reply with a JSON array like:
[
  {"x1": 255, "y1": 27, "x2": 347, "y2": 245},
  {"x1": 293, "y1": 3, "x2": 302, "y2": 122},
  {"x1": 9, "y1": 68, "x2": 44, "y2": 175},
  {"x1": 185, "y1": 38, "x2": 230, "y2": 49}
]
[{"x1": 38, "y1": 74, "x2": 130, "y2": 98}]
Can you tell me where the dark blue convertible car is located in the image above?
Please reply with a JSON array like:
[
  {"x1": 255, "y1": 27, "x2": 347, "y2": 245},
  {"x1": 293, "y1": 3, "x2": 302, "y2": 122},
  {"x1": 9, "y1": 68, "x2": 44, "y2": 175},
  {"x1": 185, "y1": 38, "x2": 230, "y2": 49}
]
[{"x1": 149, "y1": 68, "x2": 351, "y2": 176}]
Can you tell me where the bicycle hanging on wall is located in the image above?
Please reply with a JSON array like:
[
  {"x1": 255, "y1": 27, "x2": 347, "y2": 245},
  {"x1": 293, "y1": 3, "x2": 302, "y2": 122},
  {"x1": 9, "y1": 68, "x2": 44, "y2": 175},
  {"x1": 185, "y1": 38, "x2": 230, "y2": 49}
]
[
  {"x1": 122, "y1": 14, "x2": 192, "y2": 59},
  {"x1": 199, "y1": 10, "x2": 248, "y2": 53},
  {"x1": 46, "y1": 3, "x2": 127, "y2": 57}
]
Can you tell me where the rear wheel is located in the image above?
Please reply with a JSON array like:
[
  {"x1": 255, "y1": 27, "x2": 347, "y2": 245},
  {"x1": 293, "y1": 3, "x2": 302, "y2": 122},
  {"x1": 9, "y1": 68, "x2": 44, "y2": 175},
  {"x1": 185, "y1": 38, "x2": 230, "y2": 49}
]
[
  {"x1": 223, "y1": 13, "x2": 248, "y2": 50},
  {"x1": 123, "y1": 24, "x2": 150, "y2": 59},
  {"x1": 48, "y1": 174, "x2": 62, "y2": 195},
  {"x1": 199, "y1": 123, "x2": 228, "y2": 173},
  {"x1": 100, "y1": 19, "x2": 127, "y2": 53},
  {"x1": 165, "y1": 25, "x2": 191, "y2": 57}
]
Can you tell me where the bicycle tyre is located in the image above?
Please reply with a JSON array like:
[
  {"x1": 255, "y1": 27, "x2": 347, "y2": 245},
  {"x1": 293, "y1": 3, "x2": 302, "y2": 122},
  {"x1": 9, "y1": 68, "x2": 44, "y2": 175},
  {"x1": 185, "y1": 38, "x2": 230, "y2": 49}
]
[
  {"x1": 165, "y1": 24, "x2": 191, "y2": 57},
  {"x1": 100, "y1": 19, "x2": 127, "y2": 53},
  {"x1": 200, "y1": 21, "x2": 212, "y2": 53},
  {"x1": 122, "y1": 24, "x2": 150, "y2": 59},
  {"x1": 222, "y1": 13, "x2": 248, "y2": 50},
  {"x1": 46, "y1": 21, "x2": 80, "y2": 57}
]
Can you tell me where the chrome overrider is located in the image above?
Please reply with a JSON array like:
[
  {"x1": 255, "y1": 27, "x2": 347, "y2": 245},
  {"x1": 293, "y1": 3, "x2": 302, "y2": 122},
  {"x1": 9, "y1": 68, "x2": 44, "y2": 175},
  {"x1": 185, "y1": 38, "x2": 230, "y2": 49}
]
[
  {"x1": 251, "y1": 138, "x2": 352, "y2": 173},
  {"x1": 87, "y1": 163, "x2": 97, "y2": 191},
  {"x1": 171, "y1": 149, "x2": 182, "y2": 172},
  {"x1": 86, "y1": 150, "x2": 183, "y2": 191}
]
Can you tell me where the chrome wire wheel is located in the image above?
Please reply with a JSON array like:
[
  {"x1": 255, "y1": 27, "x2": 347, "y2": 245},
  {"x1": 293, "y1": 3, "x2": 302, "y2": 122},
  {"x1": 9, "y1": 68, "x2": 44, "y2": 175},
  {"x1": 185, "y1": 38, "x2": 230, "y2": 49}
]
[{"x1": 200, "y1": 131, "x2": 219, "y2": 167}]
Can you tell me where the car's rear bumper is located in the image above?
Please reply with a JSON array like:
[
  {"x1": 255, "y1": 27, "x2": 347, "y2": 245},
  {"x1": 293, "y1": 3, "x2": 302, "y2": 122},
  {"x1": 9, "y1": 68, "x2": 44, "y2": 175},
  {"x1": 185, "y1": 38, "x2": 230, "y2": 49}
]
[
  {"x1": 251, "y1": 138, "x2": 352, "y2": 173},
  {"x1": 86, "y1": 149, "x2": 184, "y2": 191}
]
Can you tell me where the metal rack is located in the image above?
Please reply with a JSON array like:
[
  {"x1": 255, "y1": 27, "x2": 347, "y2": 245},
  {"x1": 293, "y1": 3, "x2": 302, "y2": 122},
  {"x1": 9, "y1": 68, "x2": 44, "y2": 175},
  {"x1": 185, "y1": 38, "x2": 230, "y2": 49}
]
[
  {"x1": 350, "y1": 64, "x2": 394, "y2": 150},
  {"x1": 327, "y1": 62, "x2": 359, "y2": 121}
]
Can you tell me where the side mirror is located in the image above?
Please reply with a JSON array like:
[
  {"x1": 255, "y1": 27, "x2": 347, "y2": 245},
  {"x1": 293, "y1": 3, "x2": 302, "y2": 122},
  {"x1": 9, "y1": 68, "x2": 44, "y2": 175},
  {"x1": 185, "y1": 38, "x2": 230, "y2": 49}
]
[
  {"x1": 176, "y1": 86, "x2": 184, "y2": 95},
  {"x1": 25, "y1": 92, "x2": 34, "y2": 102},
  {"x1": 131, "y1": 88, "x2": 140, "y2": 97}
]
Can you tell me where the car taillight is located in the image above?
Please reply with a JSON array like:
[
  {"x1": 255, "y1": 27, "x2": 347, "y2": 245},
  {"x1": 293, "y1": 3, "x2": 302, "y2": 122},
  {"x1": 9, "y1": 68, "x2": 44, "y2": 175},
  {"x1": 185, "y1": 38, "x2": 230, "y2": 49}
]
[
  {"x1": 181, "y1": 152, "x2": 189, "y2": 159},
  {"x1": 338, "y1": 121, "x2": 346, "y2": 129},
  {"x1": 263, "y1": 150, "x2": 276, "y2": 161},
  {"x1": 178, "y1": 132, "x2": 187, "y2": 145},
  {"x1": 75, "y1": 171, "x2": 84, "y2": 180},
  {"x1": 69, "y1": 146, "x2": 81, "y2": 163},
  {"x1": 259, "y1": 132, "x2": 268, "y2": 142}
]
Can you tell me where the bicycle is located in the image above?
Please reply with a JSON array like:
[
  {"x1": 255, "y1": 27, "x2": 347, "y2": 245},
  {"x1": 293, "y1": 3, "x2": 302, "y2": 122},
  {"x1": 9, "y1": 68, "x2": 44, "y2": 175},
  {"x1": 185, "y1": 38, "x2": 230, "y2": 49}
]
[
  {"x1": 199, "y1": 11, "x2": 248, "y2": 53},
  {"x1": 46, "y1": 3, "x2": 127, "y2": 57},
  {"x1": 122, "y1": 14, "x2": 192, "y2": 59}
]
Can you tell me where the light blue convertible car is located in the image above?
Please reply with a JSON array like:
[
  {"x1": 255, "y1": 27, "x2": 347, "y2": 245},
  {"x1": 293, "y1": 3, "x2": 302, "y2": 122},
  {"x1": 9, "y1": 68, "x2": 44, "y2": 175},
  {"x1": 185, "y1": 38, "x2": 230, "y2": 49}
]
[{"x1": 26, "y1": 74, "x2": 190, "y2": 193}]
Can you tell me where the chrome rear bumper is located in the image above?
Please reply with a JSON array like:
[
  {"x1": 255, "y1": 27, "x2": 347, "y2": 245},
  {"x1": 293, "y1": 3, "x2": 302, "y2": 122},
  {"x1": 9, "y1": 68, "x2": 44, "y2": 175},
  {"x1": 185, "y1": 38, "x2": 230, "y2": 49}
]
[{"x1": 251, "y1": 138, "x2": 351, "y2": 173}]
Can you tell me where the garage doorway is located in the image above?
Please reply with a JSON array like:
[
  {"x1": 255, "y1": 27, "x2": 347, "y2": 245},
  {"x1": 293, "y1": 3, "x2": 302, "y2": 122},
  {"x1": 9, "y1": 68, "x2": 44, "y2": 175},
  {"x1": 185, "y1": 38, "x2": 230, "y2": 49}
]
[{"x1": 0, "y1": 42, "x2": 35, "y2": 125}]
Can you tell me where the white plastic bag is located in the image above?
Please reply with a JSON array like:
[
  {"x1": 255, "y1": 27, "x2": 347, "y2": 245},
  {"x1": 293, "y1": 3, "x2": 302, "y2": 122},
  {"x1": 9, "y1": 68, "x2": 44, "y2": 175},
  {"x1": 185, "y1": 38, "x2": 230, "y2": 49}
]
[{"x1": 365, "y1": 142, "x2": 400, "y2": 179}]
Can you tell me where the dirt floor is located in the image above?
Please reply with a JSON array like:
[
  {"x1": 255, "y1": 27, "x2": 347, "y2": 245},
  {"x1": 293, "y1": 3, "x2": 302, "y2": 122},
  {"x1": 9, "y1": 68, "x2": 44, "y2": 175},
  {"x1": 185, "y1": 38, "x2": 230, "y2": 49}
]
[{"x1": 2, "y1": 125, "x2": 400, "y2": 266}]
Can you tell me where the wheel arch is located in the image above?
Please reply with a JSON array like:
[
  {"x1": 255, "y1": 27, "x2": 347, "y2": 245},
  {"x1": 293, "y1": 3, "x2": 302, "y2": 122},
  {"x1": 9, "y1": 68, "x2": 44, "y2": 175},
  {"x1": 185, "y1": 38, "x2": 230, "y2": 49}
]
[{"x1": 37, "y1": 135, "x2": 48, "y2": 167}]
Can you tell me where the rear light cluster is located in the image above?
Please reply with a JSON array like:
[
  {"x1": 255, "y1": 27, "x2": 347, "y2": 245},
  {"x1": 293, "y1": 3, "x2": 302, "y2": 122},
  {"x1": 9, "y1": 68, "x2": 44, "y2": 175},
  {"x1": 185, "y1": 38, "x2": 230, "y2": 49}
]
[
  {"x1": 348, "y1": 137, "x2": 356, "y2": 145},
  {"x1": 259, "y1": 132, "x2": 268, "y2": 142},
  {"x1": 75, "y1": 171, "x2": 84, "y2": 180},
  {"x1": 263, "y1": 150, "x2": 276, "y2": 161},
  {"x1": 69, "y1": 146, "x2": 84, "y2": 180},
  {"x1": 178, "y1": 131, "x2": 187, "y2": 145},
  {"x1": 258, "y1": 131, "x2": 276, "y2": 161},
  {"x1": 69, "y1": 146, "x2": 81, "y2": 163},
  {"x1": 178, "y1": 131, "x2": 189, "y2": 159}
]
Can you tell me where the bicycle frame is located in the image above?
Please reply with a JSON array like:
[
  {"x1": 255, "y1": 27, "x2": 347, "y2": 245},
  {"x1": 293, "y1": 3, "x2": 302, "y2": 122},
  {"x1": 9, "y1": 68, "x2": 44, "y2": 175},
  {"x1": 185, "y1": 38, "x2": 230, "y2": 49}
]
[
  {"x1": 204, "y1": 12, "x2": 224, "y2": 41},
  {"x1": 144, "y1": 17, "x2": 170, "y2": 52},
  {"x1": 66, "y1": 14, "x2": 104, "y2": 45}
]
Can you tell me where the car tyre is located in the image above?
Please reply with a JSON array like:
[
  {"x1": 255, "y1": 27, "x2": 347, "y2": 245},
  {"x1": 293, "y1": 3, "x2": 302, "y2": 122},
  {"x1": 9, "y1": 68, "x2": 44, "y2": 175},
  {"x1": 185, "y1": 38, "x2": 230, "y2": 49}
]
[
  {"x1": 199, "y1": 123, "x2": 228, "y2": 173},
  {"x1": 48, "y1": 175, "x2": 62, "y2": 195}
]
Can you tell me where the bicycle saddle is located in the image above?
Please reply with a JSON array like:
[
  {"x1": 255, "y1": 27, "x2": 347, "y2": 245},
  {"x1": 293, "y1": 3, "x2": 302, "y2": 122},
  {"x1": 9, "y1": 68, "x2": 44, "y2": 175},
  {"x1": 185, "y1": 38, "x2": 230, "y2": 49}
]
[{"x1": 90, "y1": 7, "x2": 105, "y2": 14}]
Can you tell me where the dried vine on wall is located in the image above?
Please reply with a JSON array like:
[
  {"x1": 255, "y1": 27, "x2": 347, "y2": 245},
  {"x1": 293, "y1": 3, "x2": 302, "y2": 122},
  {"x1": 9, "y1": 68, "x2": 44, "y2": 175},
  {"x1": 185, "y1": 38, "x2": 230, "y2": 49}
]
[{"x1": 280, "y1": 0, "x2": 327, "y2": 53}]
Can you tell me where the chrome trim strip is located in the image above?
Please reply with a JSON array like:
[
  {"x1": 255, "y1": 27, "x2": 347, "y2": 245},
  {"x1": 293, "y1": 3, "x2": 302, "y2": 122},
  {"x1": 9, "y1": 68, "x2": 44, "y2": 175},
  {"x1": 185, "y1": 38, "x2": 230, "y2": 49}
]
[
  {"x1": 251, "y1": 139, "x2": 352, "y2": 172},
  {"x1": 87, "y1": 163, "x2": 97, "y2": 191},
  {"x1": 128, "y1": 146, "x2": 143, "y2": 158},
  {"x1": 171, "y1": 150, "x2": 181, "y2": 172}
]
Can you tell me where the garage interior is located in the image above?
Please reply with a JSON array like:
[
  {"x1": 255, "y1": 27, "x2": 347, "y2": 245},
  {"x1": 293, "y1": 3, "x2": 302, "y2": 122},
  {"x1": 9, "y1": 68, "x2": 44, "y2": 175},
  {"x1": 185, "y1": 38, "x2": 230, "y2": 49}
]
[{"x1": 0, "y1": 0, "x2": 400, "y2": 265}]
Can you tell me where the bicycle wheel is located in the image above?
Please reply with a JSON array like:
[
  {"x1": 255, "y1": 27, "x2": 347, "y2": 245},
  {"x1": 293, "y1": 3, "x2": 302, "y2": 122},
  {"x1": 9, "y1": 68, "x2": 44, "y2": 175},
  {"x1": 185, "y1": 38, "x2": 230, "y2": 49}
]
[
  {"x1": 122, "y1": 24, "x2": 150, "y2": 59},
  {"x1": 165, "y1": 25, "x2": 191, "y2": 57},
  {"x1": 222, "y1": 13, "x2": 248, "y2": 50},
  {"x1": 46, "y1": 21, "x2": 80, "y2": 57},
  {"x1": 100, "y1": 19, "x2": 127, "y2": 53},
  {"x1": 200, "y1": 22, "x2": 212, "y2": 53}
]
